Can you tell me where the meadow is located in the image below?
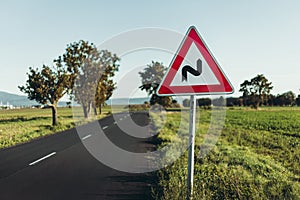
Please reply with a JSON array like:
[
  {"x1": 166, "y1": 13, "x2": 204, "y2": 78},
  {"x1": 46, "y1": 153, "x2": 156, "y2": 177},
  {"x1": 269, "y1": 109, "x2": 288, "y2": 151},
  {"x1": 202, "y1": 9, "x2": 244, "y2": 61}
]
[
  {"x1": 152, "y1": 107, "x2": 300, "y2": 199},
  {"x1": 0, "y1": 106, "x2": 115, "y2": 149},
  {"x1": 1, "y1": 105, "x2": 300, "y2": 199}
]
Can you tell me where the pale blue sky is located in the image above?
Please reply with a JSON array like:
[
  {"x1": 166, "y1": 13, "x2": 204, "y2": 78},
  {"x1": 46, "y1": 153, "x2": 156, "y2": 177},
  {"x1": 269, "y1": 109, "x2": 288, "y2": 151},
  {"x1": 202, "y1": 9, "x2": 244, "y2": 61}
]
[{"x1": 1, "y1": 0, "x2": 299, "y2": 98}]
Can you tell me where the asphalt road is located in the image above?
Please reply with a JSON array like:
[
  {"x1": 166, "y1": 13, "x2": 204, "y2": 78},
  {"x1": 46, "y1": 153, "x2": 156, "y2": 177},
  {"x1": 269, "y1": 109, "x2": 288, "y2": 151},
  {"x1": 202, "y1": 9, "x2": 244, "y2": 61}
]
[{"x1": 0, "y1": 112, "x2": 157, "y2": 200}]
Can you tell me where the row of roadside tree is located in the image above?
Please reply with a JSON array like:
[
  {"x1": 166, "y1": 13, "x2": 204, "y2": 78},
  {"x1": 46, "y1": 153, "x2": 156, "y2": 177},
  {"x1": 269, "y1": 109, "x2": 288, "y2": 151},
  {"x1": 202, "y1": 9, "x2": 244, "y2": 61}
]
[
  {"x1": 182, "y1": 74, "x2": 300, "y2": 108},
  {"x1": 21, "y1": 53, "x2": 299, "y2": 126},
  {"x1": 19, "y1": 40, "x2": 119, "y2": 126},
  {"x1": 138, "y1": 63, "x2": 299, "y2": 109}
]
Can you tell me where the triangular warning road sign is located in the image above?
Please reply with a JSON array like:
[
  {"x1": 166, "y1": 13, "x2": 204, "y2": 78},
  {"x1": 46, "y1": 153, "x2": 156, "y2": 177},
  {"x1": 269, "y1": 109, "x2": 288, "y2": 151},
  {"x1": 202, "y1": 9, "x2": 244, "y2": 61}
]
[{"x1": 157, "y1": 26, "x2": 234, "y2": 96}]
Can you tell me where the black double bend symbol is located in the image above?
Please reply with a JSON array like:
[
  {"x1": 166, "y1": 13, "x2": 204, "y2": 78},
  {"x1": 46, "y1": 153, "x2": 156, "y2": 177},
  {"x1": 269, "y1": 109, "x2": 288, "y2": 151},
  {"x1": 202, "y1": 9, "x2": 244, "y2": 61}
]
[{"x1": 182, "y1": 59, "x2": 202, "y2": 82}]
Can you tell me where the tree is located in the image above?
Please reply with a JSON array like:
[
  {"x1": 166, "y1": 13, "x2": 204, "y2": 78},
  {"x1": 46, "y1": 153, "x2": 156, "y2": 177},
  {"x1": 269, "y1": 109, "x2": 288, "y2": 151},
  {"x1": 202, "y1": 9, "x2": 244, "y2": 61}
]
[
  {"x1": 226, "y1": 97, "x2": 242, "y2": 107},
  {"x1": 95, "y1": 79, "x2": 115, "y2": 114},
  {"x1": 212, "y1": 96, "x2": 225, "y2": 106},
  {"x1": 139, "y1": 61, "x2": 172, "y2": 107},
  {"x1": 267, "y1": 94, "x2": 276, "y2": 106},
  {"x1": 283, "y1": 91, "x2": 296, "y2": 106},
  {"x1": 198, "y1": 98, "x2": 212, "y2": 107},
  {"x1": 239, "y1": 74, "x2": 273, "y2": 108},
  {"x1": 57, "y1": 40, "x2": 119, "y2": 118},
  {"x1": 94, "y1": 50, "x2": 119, "y2": 114},
  {"x1": 19, "y1": 65, "x2": 72, "y2": 126},
  {"x1": 296, "y1": 94, "x2": 300, "y2": 106},
  {"x1": 274, "y1": 91, "x2": 296, "y2": 106},
  {"x1": 54, "y1": 40, "x2": 98, "y2": 118},
  {"x1": 182, "y1": 99, "x2": 190, "y2": 107},
  {"x1": 239, "y1": 80, "x2": 252, "y2": 97}
]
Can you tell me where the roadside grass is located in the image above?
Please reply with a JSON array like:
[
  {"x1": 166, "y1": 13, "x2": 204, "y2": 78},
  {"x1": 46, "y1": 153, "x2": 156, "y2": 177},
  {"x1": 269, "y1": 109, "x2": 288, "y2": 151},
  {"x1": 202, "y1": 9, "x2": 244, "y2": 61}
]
[
  {"x1": 152, "y1": 107, "x2": 300, "y2": 199},
  {"x1": 2, "y1": 105, "x2": 300, "y2": 198},
  {"x1": 0, "y1": 106, "x2": 112, "y2": 149}
]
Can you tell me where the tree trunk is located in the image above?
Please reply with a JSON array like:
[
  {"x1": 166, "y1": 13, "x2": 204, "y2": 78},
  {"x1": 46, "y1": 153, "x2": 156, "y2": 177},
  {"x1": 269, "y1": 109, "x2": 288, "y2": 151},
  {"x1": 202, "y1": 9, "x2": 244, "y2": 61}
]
[
  {"x1": 83, "y1": 105, "x2": 89, "y2": 118},
  {"x1": 89, "y1": 103, "x2": 93, "y2": 117},
  {"x1": 93, "y1": 106, "x2": 97, "y2": 116},
  {"x1": 50, "y1": 104, "x2": 58, "y2": 126},
  {"x1": 98, "y1": 104, "x2": 102, "y2": 115}
]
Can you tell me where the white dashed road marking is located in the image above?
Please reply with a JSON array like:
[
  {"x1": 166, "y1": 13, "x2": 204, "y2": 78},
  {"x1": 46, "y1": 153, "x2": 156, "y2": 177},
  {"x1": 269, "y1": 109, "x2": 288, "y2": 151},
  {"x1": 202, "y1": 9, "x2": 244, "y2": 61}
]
[
  {"x1": 82, "y1": 134, "x2": 92, "y2": 140},
  {"x1": 29, "y1": 152, "x2": 56, "y2": 166}
]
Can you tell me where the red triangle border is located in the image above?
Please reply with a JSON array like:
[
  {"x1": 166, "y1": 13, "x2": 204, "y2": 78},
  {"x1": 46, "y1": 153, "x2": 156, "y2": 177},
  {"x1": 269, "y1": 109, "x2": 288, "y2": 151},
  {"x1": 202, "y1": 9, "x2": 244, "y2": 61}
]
[{"x1": 157, "y1": 26, "x2": 234, "y2": 96}]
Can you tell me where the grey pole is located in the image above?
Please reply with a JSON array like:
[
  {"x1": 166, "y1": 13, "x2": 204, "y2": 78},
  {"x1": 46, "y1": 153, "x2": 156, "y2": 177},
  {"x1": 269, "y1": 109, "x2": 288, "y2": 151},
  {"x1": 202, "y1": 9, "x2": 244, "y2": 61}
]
[{"x1": 187, "y1": 95, "x2": 196, "y2": 199}]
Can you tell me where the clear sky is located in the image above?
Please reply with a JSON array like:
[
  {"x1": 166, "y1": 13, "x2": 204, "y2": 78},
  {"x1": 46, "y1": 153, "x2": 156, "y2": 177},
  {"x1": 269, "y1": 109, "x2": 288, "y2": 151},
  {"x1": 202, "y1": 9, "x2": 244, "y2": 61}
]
[{"x1": 1, "y1": 0, "x2": 299, "y2": 98}]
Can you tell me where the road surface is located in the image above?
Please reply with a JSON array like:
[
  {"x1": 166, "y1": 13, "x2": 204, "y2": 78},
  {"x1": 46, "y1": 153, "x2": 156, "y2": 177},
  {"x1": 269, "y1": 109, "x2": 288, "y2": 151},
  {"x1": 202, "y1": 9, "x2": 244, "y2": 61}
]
[{"x1": 0, "y1": 112, "x2": 157, "y2": 200}]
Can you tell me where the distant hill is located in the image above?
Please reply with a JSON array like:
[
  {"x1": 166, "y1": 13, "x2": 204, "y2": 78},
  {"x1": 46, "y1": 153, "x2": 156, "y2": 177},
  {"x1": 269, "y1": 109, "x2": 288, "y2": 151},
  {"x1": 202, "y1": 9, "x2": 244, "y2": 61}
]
[
  {"x1": 0, "y1": 91, "x2": 38, "y2": 107},
  {"x1": 0, "y1": 91, "x2": 150, "y2": 107},
  {"x1": 0, "y1": 91, "x2": 69, "y2": 107}
]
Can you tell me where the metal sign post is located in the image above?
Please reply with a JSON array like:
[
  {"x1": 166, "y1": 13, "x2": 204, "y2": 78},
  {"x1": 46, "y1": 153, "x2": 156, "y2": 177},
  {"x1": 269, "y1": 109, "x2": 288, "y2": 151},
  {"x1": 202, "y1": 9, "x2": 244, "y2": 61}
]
[{"x1": 187, "y1": 95, "x2": 197, "y2": 199}]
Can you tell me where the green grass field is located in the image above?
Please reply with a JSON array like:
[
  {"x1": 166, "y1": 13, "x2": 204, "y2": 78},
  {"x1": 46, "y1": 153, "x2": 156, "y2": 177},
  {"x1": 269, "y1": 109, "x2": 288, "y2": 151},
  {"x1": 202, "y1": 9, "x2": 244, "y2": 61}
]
[
  {"x1": 1, "y1": 106, "x2": 300, "y2": 198},
  {"x1": 152, "y1": 107, "x2": 300, "y2": 199},
  {"x1": 0, "y1": 106, "x2": 114, "y2": 149}
]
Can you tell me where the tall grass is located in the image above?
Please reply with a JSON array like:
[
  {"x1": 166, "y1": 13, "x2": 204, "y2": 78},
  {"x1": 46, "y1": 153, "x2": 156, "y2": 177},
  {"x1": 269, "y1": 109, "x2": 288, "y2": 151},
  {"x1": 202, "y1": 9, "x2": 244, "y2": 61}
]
[{"x1": 152, "y1": 107, "x2": 300, "y2": 199}]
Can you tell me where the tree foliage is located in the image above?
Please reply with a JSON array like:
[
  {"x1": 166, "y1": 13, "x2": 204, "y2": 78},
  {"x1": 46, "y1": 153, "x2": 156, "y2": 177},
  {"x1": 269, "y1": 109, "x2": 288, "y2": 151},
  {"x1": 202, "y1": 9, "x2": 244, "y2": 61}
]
[
  {"x1": 56, "y1": 40, "x2": 119, "y2": 118},
  {"x1": 239, "y1": 74, "x2": 273, "y2": 108},
  {"x1": 20, "y1": 39, "x2": 120, "y2": 126},
  {"x1": 182, "y1": 99, "x2": 190, "y2": 107},
  {"x1": 198, "y1": 98, "x2": 212, "y2": 107},
  {"x1": 273, "y1": 91, "x2": 296, "y2": 106},
  {"x1": 94, "y1": 50, "x2": 119, "y2": 114},
  {"x1": 95, "y1": 77, "x2": 116, "y2": 114},
  {"x1": 19, "y1": 64, "x2": 72, "y2": 126},
  {"x1": 296, "y1": 94, "x2": 300, "y2": 106},
  {"x1": 139, "y1": 61, "x2": 172, "y2": 107}
]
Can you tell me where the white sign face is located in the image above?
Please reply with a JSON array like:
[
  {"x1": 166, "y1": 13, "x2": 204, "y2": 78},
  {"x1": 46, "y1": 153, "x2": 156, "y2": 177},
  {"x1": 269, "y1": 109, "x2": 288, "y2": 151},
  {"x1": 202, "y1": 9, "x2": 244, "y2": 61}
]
[{"x1": 170, "y1": 42, "x2": 220, "y2": 87}]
